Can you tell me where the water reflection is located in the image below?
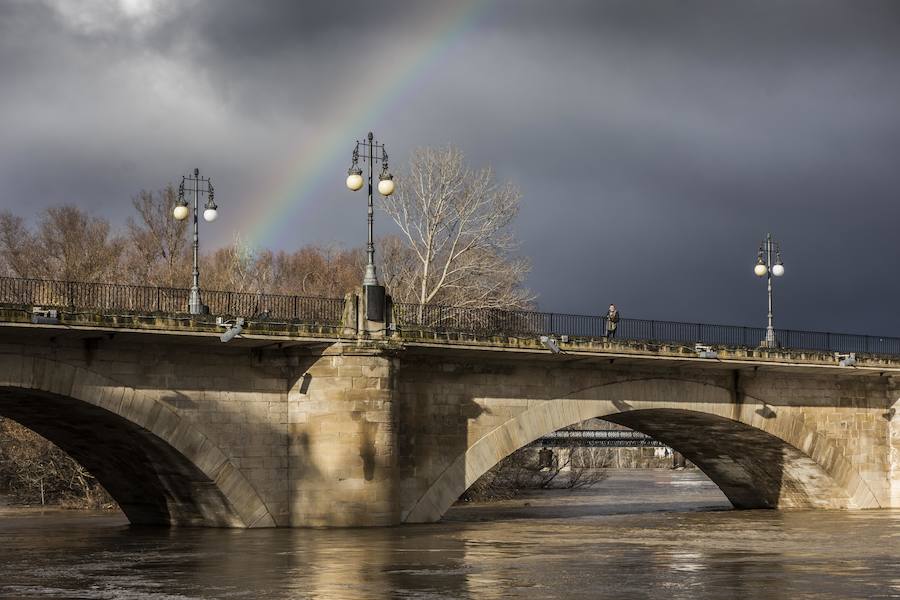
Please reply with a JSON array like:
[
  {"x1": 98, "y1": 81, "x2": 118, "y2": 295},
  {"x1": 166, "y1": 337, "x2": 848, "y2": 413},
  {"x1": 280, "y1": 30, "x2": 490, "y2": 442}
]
[{"x1": 1, "y1": 471, "x2": 897, "y2": 599}]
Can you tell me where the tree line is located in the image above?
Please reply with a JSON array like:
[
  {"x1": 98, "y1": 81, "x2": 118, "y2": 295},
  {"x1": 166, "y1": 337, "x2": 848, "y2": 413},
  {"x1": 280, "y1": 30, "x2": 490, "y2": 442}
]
[
  {"x1": 0, "y1": 145, "x2": 533, "y2": 507},
  {"x1": 0, "y1": 192, "x2": 367, "y2": 300},
  {"x1": 0, "y1": 146, "x2": 533, "y2": 309}
]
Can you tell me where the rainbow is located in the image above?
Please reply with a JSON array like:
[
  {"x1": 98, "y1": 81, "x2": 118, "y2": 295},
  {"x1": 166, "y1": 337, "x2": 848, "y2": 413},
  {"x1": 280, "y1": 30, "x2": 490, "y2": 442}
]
[{"x1": 245, "y1": 0, "x2": 492, "y2": 248}]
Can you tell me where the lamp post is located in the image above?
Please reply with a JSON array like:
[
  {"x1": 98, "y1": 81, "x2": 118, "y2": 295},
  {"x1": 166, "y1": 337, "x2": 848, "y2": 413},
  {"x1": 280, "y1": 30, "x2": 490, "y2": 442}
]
[
  {"x1": 754, "y1": 233, "x2": 785, "y2": 348},
  {"x1": 346, "y1": 132, "x2": 394, "y2": 287},
  {"x1": 173, "y1": 168, "x2": 218, "y2": 315}
]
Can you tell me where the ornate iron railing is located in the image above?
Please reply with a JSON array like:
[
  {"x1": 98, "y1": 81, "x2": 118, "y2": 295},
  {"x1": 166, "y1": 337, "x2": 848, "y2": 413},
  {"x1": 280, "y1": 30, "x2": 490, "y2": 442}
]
[
  {"x1": 0, "y1": 277, "x2": 345, "y2": 325},
  {"x1": 391, "y1": 302, "x2": 900, "y2": 356},
  {"x1": 1, "y1": 276, "x2": 898, "y2": 356}
]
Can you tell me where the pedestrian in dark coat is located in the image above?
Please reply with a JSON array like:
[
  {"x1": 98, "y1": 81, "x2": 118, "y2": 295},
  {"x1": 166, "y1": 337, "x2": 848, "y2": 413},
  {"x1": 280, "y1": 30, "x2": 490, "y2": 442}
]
[{"x1": 605, "y1": 304, "x2": 619, "y2": 339}]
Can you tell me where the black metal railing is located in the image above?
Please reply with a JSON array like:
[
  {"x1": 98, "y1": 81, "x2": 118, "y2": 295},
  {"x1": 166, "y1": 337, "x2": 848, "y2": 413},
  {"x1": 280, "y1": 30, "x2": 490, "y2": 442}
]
[
  {"x1": 0, "y1": 277, "x2": 345, "y2": 325},
  {"x1": 392, "y1": 301, "x2": 900, "y2": 357},
  {"x1": 1, "y1": 276, "x2": 898, "y2": 357}
]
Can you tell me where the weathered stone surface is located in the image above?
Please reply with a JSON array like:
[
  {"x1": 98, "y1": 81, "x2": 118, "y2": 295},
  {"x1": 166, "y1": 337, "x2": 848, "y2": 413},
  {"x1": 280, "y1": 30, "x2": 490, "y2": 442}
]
[
  {"x1": 0, "y1": 317, "x2": 896, "y2": 527},
  {"x1": 397, "y1": 355, "x2": 897, "y2": 522}
]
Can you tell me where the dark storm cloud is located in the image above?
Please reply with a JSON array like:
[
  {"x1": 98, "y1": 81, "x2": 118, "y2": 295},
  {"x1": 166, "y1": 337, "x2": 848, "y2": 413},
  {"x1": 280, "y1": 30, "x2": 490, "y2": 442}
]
[{"x1": 0, "y1": 0, "x2": 898, "y2": 334}]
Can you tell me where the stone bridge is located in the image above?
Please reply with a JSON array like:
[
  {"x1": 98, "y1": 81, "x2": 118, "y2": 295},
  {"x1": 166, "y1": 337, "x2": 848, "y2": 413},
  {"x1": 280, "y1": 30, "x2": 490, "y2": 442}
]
[{"x1": 0, "y1": 305, "x2": 897, "y2": 527}]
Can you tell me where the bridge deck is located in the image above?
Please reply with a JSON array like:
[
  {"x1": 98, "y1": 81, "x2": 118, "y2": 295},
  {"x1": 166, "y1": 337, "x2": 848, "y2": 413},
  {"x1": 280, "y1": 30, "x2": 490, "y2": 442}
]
[{"x1": 2, "y1": 305, "x2": 900, "y2": 375}]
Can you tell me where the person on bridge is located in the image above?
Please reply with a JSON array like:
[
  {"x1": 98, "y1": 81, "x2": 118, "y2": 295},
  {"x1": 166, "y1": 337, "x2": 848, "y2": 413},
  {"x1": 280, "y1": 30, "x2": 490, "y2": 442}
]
[{"x1": 605, "y1": 304, "x2": 619, "y2": 339}]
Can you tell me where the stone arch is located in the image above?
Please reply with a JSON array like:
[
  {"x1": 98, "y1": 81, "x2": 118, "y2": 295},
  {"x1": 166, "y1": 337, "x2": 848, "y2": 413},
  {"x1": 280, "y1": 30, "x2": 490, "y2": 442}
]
[
  {"x1": 404, "y1": 378, "x2": 879, "y2": 523},
  {"x1": 0, "y1": 356, "x2": 275, "y2": 528}
]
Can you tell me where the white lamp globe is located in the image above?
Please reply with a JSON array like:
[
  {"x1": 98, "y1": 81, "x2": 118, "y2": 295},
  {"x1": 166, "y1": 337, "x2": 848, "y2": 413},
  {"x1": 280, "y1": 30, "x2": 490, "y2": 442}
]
[
  {"x1": 772, "y1": 264, "x2": 785, "y2": 277},
  {"x1": 378, "y1": 178, "x2": 395, "y2": 196},
  {"x1": 754, "y1": 263, "x2": 768, "y2": 277},
  {"x1": 203, "y1": 208, "x2": 218, "y2": 222},
  {"x1": 346, "y1": 173, "x2": 364, "y2": 191},
  {"x1": 173, "y1": 205, "x2": 189, "y2": 221}
]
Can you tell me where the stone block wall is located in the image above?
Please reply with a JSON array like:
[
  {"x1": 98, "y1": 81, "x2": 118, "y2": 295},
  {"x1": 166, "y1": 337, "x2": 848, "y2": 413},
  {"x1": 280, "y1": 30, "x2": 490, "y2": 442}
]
[
  {"x1": 0, "y1": 331, "x2": 403, "y2": 527},
  {"x1": 395, "y1": 351, "x2": 898, "y2": 521},
  {"x1": 287, "y1": 345, "x2": 398, "y2": 526},
  {"x1": 0, "y1": 331, "x2": 287, "y2": 526}
]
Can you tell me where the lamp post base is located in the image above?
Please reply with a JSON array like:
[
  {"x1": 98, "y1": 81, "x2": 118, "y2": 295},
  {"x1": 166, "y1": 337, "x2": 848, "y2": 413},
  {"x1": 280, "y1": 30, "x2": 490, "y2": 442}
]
[
  {"x1": 362, "y1": 263, "x2": 378, "y2": 288},
  {"x1": 188, "y1": 289, "x2": 208, "y2": 316},
  {"x1": 364, "y1": 284, "x2": 386, "y2": 322}
]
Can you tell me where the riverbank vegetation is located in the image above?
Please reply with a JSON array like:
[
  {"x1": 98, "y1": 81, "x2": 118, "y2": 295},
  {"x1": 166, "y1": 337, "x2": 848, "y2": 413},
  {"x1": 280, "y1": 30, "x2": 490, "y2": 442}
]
[
  {"x1": 0, "y1": 418, "x2": 114, "y2": 509},
  {"x1": 461, "y1": 419, "x2": 681, "y2": 503},
  {"x1": 462, "y1": 442, "x2": 615, "y2": 503}
]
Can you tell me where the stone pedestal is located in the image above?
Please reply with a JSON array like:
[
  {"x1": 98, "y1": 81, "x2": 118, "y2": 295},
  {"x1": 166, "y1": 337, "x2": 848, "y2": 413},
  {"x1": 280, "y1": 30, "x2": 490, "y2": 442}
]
[{"x1": 342, "y1": 287, "x2": 393, "y2": 339}]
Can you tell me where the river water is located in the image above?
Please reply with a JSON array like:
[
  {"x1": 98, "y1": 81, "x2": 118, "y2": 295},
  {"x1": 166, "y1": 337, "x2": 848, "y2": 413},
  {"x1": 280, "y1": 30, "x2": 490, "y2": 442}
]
[{"x1": 0, "y1": 470, "x2": 897, "y2": 599}]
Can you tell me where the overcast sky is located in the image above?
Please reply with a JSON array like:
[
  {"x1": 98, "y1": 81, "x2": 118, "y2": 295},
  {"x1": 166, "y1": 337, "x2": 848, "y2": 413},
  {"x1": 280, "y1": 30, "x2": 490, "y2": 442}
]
[{"x1": 1, "y1": 0, "x2": 899, "y2": 335}]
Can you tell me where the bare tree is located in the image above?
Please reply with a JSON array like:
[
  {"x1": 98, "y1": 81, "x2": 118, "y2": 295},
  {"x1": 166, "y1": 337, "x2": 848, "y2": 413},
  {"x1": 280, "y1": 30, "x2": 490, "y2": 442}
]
[
  {"x1": 567, "y1": 446, "x2": 613, "y2": 489},
  {"x1": 0, "y1": 212, "x2": 38, "y2": 277},
  {"x1": 461, "y1": 442, "x2": 578, "y2": 502},
  {"x1": 380, "y1": 146, "x2": 533, "y2": 312},
  {"x1": 0, "y1": 417, "x2": 113, "y2": 509},
  {"x1": 0, "y1": 206, "x2": 124, "y2": 283},
  {"x1": 201, "y1": 240, "x2": 365, "y2": 300},
  {"x1": 461, "y1": 423, "x2": 615, "y2": 502},
  {"x1": 268, "y1": 245, "x2": 364, "y2": 297},
  {"x1": 29, "y1": 206, "x2": 125, "y2": 283},
  {"x1": 124, "y1": 186, "x2": 190, "y2": 288},
  {"x1": 377, "y1": 234, "x2": 418, "y2": 301},
  {"x1": 204, "y1": 235, "x2": 271, "y2": 295},
  {"x1": 3, "y1": 196, "x2": 181, "y2": 287}
]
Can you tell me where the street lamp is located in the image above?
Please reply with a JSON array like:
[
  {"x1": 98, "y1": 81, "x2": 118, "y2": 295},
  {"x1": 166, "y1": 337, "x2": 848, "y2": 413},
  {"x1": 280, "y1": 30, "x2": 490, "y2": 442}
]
[
  {"x1": 173, "y1": 168, "x2": 218, "y2": 315},
  {"x1": 346, "y1": 132, "x2": 394, "y2": 288},
  {"x1": 754, "y1": 232, "x2": 784, "y2": 348}
]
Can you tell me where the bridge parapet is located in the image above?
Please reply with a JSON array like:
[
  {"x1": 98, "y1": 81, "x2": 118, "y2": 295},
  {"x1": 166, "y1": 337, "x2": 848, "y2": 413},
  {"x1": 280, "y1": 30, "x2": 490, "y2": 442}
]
[
  {"x1": 2, "y1": 275, "x2": 899, "y2": 358},
  {"x1": 3, "y1": 305, "x2": 900, "y2": 373}
]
